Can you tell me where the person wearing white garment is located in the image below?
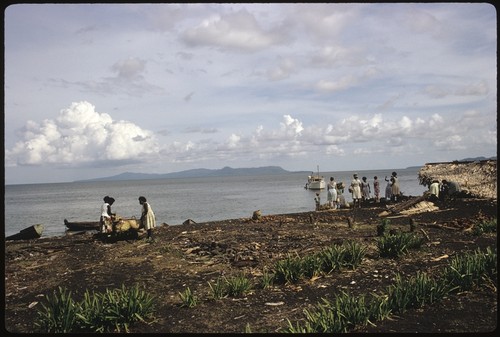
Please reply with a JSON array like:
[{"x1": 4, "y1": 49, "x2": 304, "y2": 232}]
[
  {"x1": 350, "y1": 173, "x2": 362, "y2": 208},
  {"x1": 327, "y1": 177, "x2": 338, "y2": 209},
  {"x1": 100, "y1": 196, "x2": 115, "y2": 234},
  {"x1": 139, "y1": 196, "x2": 156, "y2": 242}
]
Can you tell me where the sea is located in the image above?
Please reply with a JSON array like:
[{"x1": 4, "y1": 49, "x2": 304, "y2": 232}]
[{"x1": 4, "y1": 167, "x2": 427, "y2": 239}]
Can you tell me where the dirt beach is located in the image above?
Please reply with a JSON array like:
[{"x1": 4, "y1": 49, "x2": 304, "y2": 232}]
[{"x1": 3, "y1": 196, "x2": 498, "y2": 334}]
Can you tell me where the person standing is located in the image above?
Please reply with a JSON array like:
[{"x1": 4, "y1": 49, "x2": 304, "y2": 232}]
[
  {"x1": 361, "y1": 176, "x2": 371, "y2": 201},
  {"x1": 336, "y1": 182, "x2": 346, "y2": 209},
  {"x1": 139, "y1": 196, "x2": 156, "y2": 242},
  {"x1": 350, "y1": 173, "x2": 362, "y2": 208},
  {"x1": 314, "y1": 193, "x2": 321, "y2": 211},
  {"x1": 327, "y1": 177, "x2": 338, "y2": 209},
  {"x1": 390, "y1": 171, "x2": 400, "y2": 202},
  {"x1": 373, "y1": 176, "x2": 380, "y2": 202},
  {"x1": 100, "y1": 196, "x2": 115, "y2": 234}
]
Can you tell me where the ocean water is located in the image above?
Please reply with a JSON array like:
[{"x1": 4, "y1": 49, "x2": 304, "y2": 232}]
[{"x1": 4, "y1": 167, "x2": 427, "y2": 238}]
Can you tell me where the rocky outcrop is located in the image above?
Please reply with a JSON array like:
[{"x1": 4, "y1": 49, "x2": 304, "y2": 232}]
[{"x1": 418, "y1": 160, "x2": 497, "y2": 199}]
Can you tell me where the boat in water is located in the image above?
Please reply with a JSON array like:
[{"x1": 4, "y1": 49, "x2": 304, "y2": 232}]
[
  {"x1": 64, "y1": 219, "x2": 100, "y2": 231},
  {"x1": 305, "y1": 166, "x2": 325, "y2": 190}
]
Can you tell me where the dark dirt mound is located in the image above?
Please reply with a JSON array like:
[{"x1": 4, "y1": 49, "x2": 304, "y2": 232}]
[{"x1": 4, "y1": 197, "x2": 497, "y2": 334}]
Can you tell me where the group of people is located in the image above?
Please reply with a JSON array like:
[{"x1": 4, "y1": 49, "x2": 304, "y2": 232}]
[
  {"x1": 100, "y1": 195, "x2": 156, "y2": 241},
  {"x1": 314, "y1": 171, "x2": 402, "y2": 210},
  {"x1": 314, "y1": 177, "x2": 348, "y2": 210},
  {"x1": 428, "y1": 179, "x2": 461, "y2": 202},
  {"x1": 348, "y1": 171, "x2": 400, "y2": 208}
]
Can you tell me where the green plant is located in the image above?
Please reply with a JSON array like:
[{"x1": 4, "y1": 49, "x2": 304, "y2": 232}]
[
  {"x1": 442, "y1": 246, "x2": 497, "y2": 291},
  {"x1": 285, "y1": 292, "x2": 379, "y2": 333},
  {"x1": 386, "y1": 272, "x2": 448, "y2": 313},
  {"x1": 260, "y1": 269, "x2": 275, "y2": 289},
  {"x1": 208, "y1": 277, "x2": 227, "y2": 300},
  {"x1": 35, "y1": 286, "x2": 78, "y2": 333},
  {"x1": 377, "y1": 219, "x2": 390, "y2": 236},
  {"x1": 35, "y1": 284, "x2": 156, "y2": 333},
  {"x1": 342, "y1": 240, "x2": 366, "y2": 269},
  {"x1": 377, "y1": 232, "x2": 424, "y2": 258},
  {"x1": 283, "y1": 246, "x2": 497, "y2": 333},
  {"x1": 179, "y1": 287, "x2": 198, "y2": 308},
  {"x1": 301, "y1": 254, "x2": 324, "y2": 278},
  {"x1": 472, "y1": 218, "x2": 497, "y2": 236},
  {"x1": 272, "y1": 253, "x2": 304, "y2": 284},
  {"x1": 224, "y1": 274, "x2": 252, "y2": 297}
]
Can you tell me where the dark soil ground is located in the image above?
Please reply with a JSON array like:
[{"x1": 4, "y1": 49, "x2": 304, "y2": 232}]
[{"x1": 3, "y1": 197, "x2": 498, "y2": 334}]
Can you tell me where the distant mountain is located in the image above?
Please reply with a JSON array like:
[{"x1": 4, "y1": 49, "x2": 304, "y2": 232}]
[
  {"x1": 75, "y1": 166, "x2": 293, "y2": 182},
  {"x1": 458, "y1": 156, "x2": 496, "y2": 162}
]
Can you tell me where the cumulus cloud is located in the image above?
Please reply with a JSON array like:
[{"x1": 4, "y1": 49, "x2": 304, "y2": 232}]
[
  {"x1": 6, "y1": 101, "x2": 494, "y2": 173},
  {"x1": 6, "y1": 101, "x2": 160, "y2": 167}
]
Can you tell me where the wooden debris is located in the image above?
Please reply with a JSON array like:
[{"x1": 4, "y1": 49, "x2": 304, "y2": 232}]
[{"x1": 419, "y1": 228, "x2": 430, "y2": 242}]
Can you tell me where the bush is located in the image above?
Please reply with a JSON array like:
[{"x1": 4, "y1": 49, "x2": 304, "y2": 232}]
[
  {"x1": 35, "y1": 284, "x2": 155, "y2": 333},
  {"x1": 377, "y1": 232, "x2": 424, "y2": 258}
]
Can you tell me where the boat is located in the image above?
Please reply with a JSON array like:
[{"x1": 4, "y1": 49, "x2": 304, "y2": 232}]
[
  {"x1": 64, "y1": 219, "x2": 100, "y2": 231},
  {"x1": 305, "y1": 166, "x2": 326, "y2": 190},
  {"x1": 6, "y1": 224, "x2": 44, "y2": 241}
]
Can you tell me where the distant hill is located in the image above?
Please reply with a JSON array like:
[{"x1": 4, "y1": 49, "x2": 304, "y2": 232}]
[
  {"x1": 75, "y1": 166, "x2": 294, "y2": 182},
  {"x1": 458, "y1": 156, "x2": 496, "y2": 162}
]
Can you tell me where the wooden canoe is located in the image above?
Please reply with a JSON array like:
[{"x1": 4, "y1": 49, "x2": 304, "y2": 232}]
[
  {"x1": 64, "y1": 219, "x2": 100, "y2": 231},
  {"x1": 6, "y1": 224, "x2": 44, "y2": 241}
]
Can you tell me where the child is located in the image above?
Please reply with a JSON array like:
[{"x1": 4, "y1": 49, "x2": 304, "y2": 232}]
[{"x1": 314, "y1": 193, "x2": 321, "y2": 211}]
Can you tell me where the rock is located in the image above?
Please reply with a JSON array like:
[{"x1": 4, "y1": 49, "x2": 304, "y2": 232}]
[{"x1": 252, "y1": 210, "x2": 262, "y2": 221}]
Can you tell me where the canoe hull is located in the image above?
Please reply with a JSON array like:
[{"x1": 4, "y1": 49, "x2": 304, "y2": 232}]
[
  {"x1": 64, "y1": 219, "x2": 100, "y2": 231},
  {"x1": 6, "y1": 224, "x2": 44, "y2": 241}
]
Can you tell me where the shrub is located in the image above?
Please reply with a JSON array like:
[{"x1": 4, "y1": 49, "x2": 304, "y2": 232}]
[
  {"x1": 35, "y1": 284, "x2": 155, "y2": 333},
  {"x1": 377, "y1": 232, "x2": 424, "y2": 258},
  {"x1": 224, "y1": 274, "x2": 252, "y2": 297},
  {"x1": 472, "y1": 218, "x2": 497, "y2": 236},
  {"x1": 35, "y1": 286, "x2": 78, "y2": 333},
  {"x1": 208, "y1": 277, "x2": 227, "y2": 300},
  {"x1": 386, "y1": 272, "x2": 448, "y2": 313},
  {"x1": 442, "y1": 246, "x2": 497, "y2": 291},
  {"x1": 377, "y1": 219, "x2": 390, "y2": 236},
  {"x1": 273, "y1": 253, "x2": 304, "y2": 284},
  {"x1": 179, "y1": 287, "x2": 198, "y2": 308}
]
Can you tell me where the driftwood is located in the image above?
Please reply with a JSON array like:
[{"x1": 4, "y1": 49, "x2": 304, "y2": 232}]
[
  {"x1": 420, "y1": 222, "x2": 461, "y2": 231},
  {"x1": 6, "y1": 224, "x2": 44, "y2": 241},
  {"x1": 388, "y1": 195, "x2": 428, "y2": 214}
]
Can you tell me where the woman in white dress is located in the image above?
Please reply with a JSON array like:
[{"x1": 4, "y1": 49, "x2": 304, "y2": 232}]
[
  {"x1": 350, "y1": 173, "x2": 362, "y2": 208},
  {"x1": 390, "y1": 172, "x2": 400, "y2": 202},
  {"x1": 139, "y1": 196, "x2": 156, "y2": 242},
  {"x1": 327, "y1": 177, "x2": 338, "y2": 209}
]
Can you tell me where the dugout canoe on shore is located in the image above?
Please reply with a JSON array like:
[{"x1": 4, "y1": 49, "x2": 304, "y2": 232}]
[
  {"x1": 64, "y1": 219, "x2": 100, "y2": 231},
  {"x1": 6, "y1": 224, "x2": 44, "y2": 241}
]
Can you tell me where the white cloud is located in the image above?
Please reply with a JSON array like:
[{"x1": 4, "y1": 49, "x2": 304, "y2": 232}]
[
  {"x1": 181, "y1": 9, "x2": 288, "y2": 52},
  {"x1": 6, "y1": 101, "x2": 159, "y2": 166}
]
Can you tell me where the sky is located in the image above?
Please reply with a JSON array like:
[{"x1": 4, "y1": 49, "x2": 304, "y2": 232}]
[{"x1": 3, "y1": 3, "x2": 497, "y2": 185}]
